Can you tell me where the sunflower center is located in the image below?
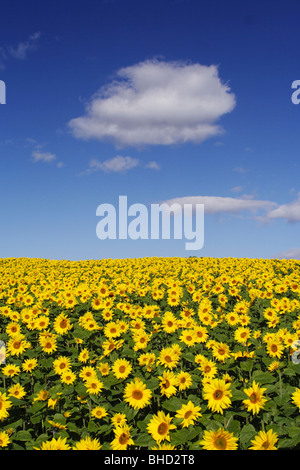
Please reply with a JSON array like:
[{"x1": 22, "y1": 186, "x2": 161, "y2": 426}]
[
  {"x1": 157, "y1": 422, "x2": 168, "y2": 435},
  {"x1": 164, "y1": 355, "x2": 172, "y2": 363},
  {"x1": 162, "y1": 379, "x2": 170, "y2": 389},
  {"x1": 218, "y1": 348, "x2": 225, "y2": 355},
  {"x1": 184, "y1": 410, "x2": 193, "y2": 419},
  {"x1": 249, "y1": 392, "x2": 258, "y2": 403},
  {"x1": 132, "y1": 390, "x2": 143, "y2": 400},
  {"x1": 214, "y1": 437, "x2": 227, "y2": 450},
  {"x1": 262, "y1": 440, "x2": 270, "y2": 449},
  {"x1": 119, "y1": 365, "x2": 126, "y2": 373},
  {"x1": 119, "y1": 433, "x2": 128, "y2": 445},
  {"x1": 271, "y1": 344, "x2": 278, "y2": 352},
  {"x1": 213, "y1": 389, "x2": 224, "y2": 400}
]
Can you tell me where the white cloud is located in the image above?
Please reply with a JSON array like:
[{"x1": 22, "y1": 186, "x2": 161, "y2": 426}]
[
  {"x1": 161, "y1": 195, "x2": 276, "y2": 215},
  {"x1": 80, "y1": 155, "x2": 161, "y2": 175},
  {"x1": 273, "y1": 248, "x2": 300, "y2": 260},
  {"x1": 145, "y1": 160, "x2": 160, "y2": 170},
  {"x1": 68, "y1": 59, "x2": 236, "y2": 147},
  {"x1": 32, "y1": 150, "x2": 56, "y2": 163},
  {"x1": 9, "y1": 32, "x2": 41, "y2": 60},
  {"x1": 266, "y1": 193, "x2": 300, "y2": 222},
  {"x1": 82, "y1": 155, "x2": 140, "y2": 175}
]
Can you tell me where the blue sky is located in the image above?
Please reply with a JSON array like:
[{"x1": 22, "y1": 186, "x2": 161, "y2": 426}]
[{"x1": 1, "y1": 0, "x2": 300, "y2": 261}]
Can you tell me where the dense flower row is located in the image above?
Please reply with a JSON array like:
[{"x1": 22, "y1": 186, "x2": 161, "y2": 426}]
[{"x1": 0, "y1": 256, "x2": 300, "y2": 450}]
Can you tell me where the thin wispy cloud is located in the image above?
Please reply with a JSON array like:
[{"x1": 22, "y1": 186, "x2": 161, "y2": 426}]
[
  {"x1": 80, "y1": 155, "x2": 160, "y2": 175},
  {"x1": 32, "y1": 150, "x2": 56, "y2": 163},
  {"x1": 273, "y1": 248, "x2": 300, "y2": 260},
  {"x1": 9, "y1": 32, "x2": 41, "y2": 60},
  {"x1": 161, "y1": 195, "x2": 276, "y2": 216},
  {"x1": 68, "y1": 59, "x2": 236, "y2": 147},
  {"x1": 0, "y1": 32, "x2": 41, "y2": 68}
]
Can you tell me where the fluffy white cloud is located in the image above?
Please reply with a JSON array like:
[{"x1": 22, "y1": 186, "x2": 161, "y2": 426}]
[
  {"x1": 161, "y1": 195, "x2": 276, "y2": 215},
  {"x1": 266, "y1": 193, "x2": 300, "y2": 222},
  {"x1": 68, "y1": 59, "x2": 236, "y2": 147}
]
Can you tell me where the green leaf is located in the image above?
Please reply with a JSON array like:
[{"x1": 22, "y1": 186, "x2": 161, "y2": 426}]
[
  {"x1": 13, "y1": 430, "x2": 32, "y2": 441},
  {"x1": 162, "y1": 397, "x2": 183, "y2": 412},
  {"x1": 239, "y1": 424, "x2": 256, "y2": 449},
  {"x1": 251, "y1": 370, "x2": 275, "y2": 384}
]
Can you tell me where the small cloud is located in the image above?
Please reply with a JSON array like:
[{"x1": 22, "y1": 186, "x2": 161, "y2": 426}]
[
  {"x1": 231, "y1": 185, "x2": 244, "y2": 193},
  {"x1": 81, "y1": 155, "x2": 140, "y2": 175},
  {"x1": 9, "y1": 32, "x2": 41, "y2": 60},
  {"x1": 233, "y1": 166, "x2": 248, "y2": 174},
  {"x1": 32, "y1": 150, "x2": 56, "y2": 163},
  {"x1": 145, "y1": 160, "x2": 160, "y2": 170},
  {"x1": 273, "y1": 248, "x2": 300, "y2": 260}
]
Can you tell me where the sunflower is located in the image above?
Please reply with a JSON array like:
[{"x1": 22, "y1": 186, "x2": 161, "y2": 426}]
[
  {"x1": 53, "y1": 313, "x2": 72, "y2": 335},
  {"x1": 234, "y1": 326, "x2": 251, "y2": 344},
  {"x1": 249, "y1": 429, "x2": 278, "y2": 450},
  {"x1": 6, "y1": 322, "x2": 21, "y2": 336},
  {"x1": 34, "y1": 436, "x2": 71, "y2": 450},
  {"x1": 179, "y1": 329, "x2": 198, "y2": 347},
  {"x1": 212, "y1": 342, "x2": 231, "y2": 362},
  {"x1": 98, "y1": 362, "x2": 110, "y2": 376},
  {"x1": 176, "y1": 370, "x2": 192, "y2": 391},
  {"x1": 157, "y1": 347, "x2": 180, "y2": 369},
  {"x1": 0, "y1": 431, "x2": 10, "y2": 448},
  {"x1": 110, "y1": 423, "x2": 134, "y2": 450},
  {"x1": 200, "y1": 428, "x2": 238, "y2": 450},
  {"x1": 242, "y1": 380, "x2": 267, "y2": 415},
  {"x1": 161, "y1": 312, "x2": 178, "y2": 333},
  {"x1": 111, "y1": 413, "x2": 127, "y2": 427},
  {"x1": 138, "y1": 352, "x2": 156, "y2": 371},
  {"x1": 79, "y1": 365, "x2": 97, "y2": 381},
  {"x1": 124, "y1": 377, "x2": 152, "y2": 409},
  {"x1": 0, "y1": 392, "x2": 12, "y2": 421},
  {"x1": 60, "y1": 369, "x2": 76, "y2": 385},
  {"x1": 158, "y1": 370, "x2": 178, "y2": 398},
  {"x1": 91, "y1": 406, "x2": 108, "y2": 419},
  {"x1": 8, "y1": 383, "x2": 26, "y2": 399},
  {"x1": 175, "y1": 400, "x2": 202, "y2": 428},
  {"x1": 132, "y1": 329, "x2": 150, "y2": 351},
  {"x1": 75, "y1": 349, "x2": 88, "y2": 364},
  {"x1": 53, "y1": 356, "x2": 72, "y2": 375},
  {"x1": 112, "y1": 358, "x2": 132, "y2": 380},
  {"x1": 147, "y1": 411, "x2": 176, "y2": 443},
  {"x1": 203, "y1": 378, "x2": 232, "y2": 414},
  {"x1": 199, "y1": 359, "x2": 218, "y2": 379},
  {"x1": 2, "y1": 363, "x2": 21, "y2": 377},
  {"x1": 84, "y1": 376, "x2": 104, "y2": 395},
  {"x1": 6, "y1": 334, "x2": 30, "y2": 357},
  {"x1": 73, "y1": 435, "x2": 100, "y2": 449},
  {"x1": 266, "y1": 339, "x2": 284, "y2": 359},
  {"x1": 291, "y1": 387, "x2": 300, "y2": 410}
]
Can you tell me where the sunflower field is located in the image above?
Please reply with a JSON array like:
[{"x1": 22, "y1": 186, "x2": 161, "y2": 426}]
[{"x1": 1, "y1": 256, "x2": 300, "y2": 450}]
